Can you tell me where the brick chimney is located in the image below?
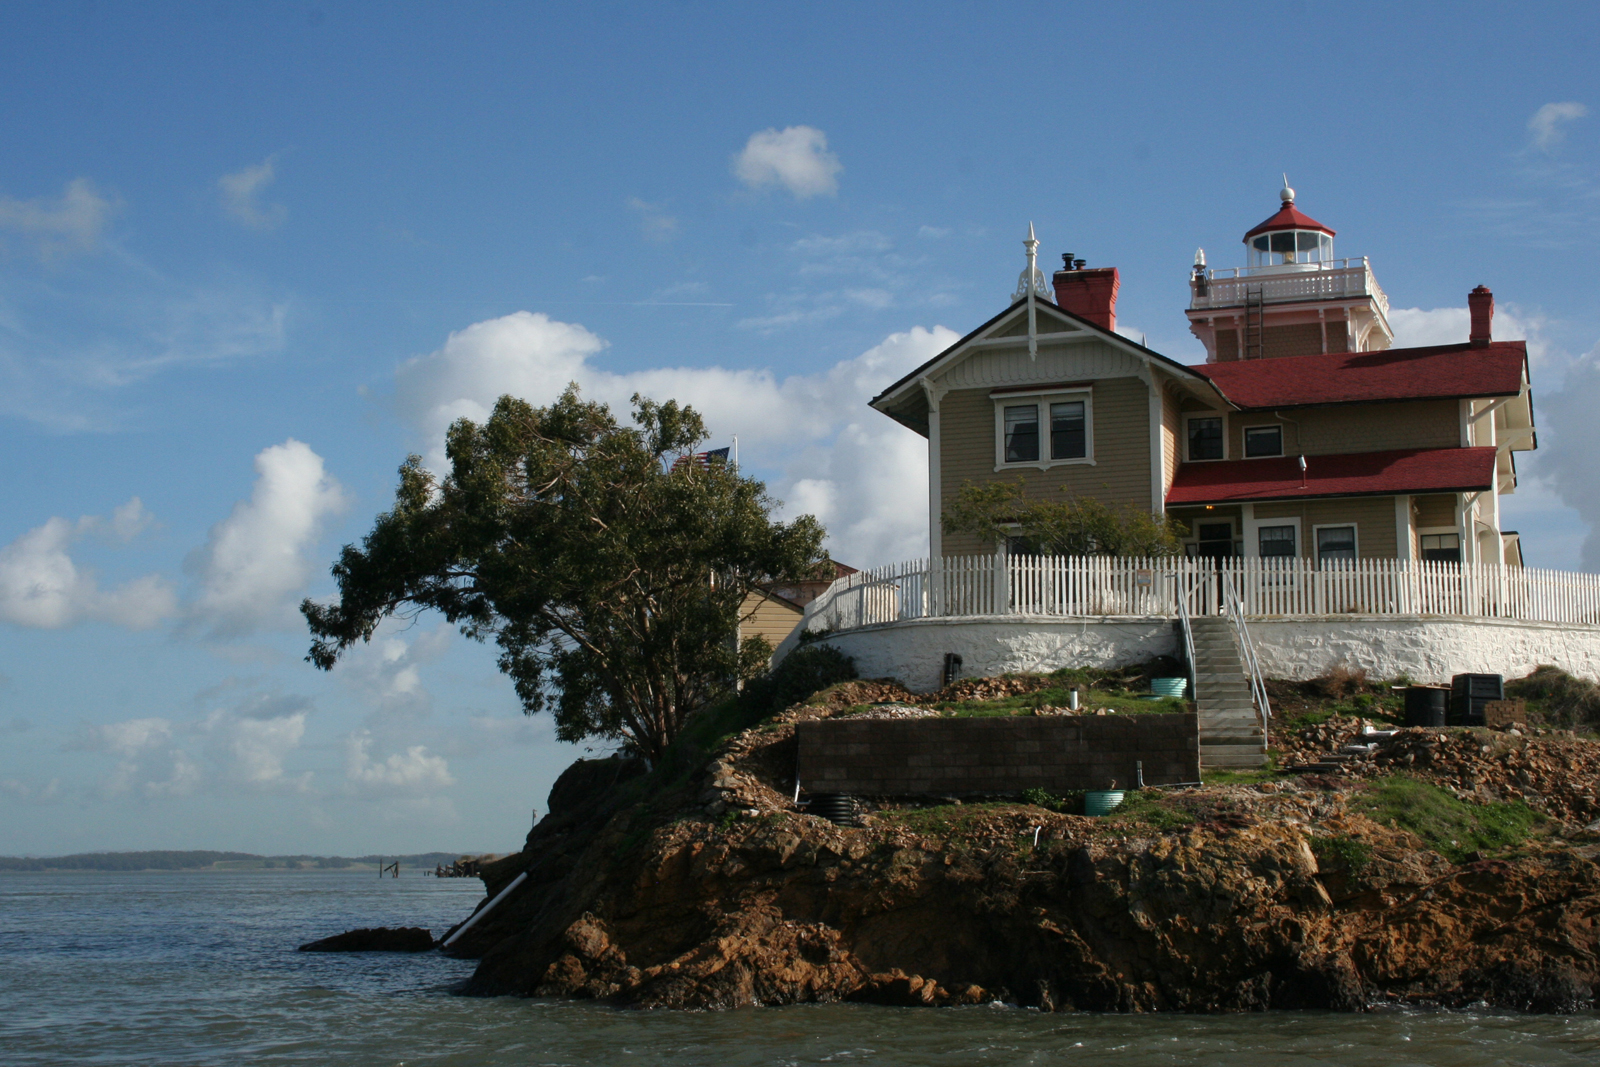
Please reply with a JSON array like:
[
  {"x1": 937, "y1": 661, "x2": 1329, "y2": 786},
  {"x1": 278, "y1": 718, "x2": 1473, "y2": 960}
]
[
  {"x1": 1052, "y1": 255, "x2": 1120, "y2": 332},
  {"x1": 1468, "y1": 285, "x2": 1494, "y2": 347}
]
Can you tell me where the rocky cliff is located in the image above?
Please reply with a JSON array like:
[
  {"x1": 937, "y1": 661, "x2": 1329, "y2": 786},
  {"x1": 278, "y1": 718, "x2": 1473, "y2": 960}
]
[{"x1": 444, "y1": 689, "x2": 1600, "y2": 1013}]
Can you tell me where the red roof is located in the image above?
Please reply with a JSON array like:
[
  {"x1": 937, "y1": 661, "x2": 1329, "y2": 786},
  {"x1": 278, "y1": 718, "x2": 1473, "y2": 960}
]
[
  {"x1": 1244, "y1": 202, "x2": 1335, "y2": 239},
  {"x1": 1167, "y1": 446, "x2": 1497, "y2": 505},
  {"x1": 1192, "y1": 342, "x2": 1526, "y2": 410}
]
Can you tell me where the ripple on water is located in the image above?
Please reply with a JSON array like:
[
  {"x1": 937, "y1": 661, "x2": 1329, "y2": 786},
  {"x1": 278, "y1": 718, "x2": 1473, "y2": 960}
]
[{"x1": 3, "y1": 871, "x2": 1599, "y2": 1066}]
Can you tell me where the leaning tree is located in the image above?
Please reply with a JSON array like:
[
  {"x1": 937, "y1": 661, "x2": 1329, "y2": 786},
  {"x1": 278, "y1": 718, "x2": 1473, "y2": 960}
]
[{"x1": 302, "y1": 387, "x2": 825, "y2": 761}]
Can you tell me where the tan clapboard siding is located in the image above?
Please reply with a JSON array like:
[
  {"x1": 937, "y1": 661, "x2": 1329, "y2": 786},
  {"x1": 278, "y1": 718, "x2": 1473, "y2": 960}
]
[
  {"x1": 1161, "y1": 386, "x2": 1180, "y2": 493},
  {"x1": 938, "y1": 378, "x2": 1153, "y2": 554},
  {"x1": 739, "y1": 592, "x2": 803, "y2": 650},
  {"x1": 1414, "y1": 493, "x2": 1458, "y2": 528},
  {"x1": 1252, "y1": 496, "x2": 1399, "y2": 559},
  {"x1": 1232, "y1": 400, "x2": 1460, "y2": 457}
]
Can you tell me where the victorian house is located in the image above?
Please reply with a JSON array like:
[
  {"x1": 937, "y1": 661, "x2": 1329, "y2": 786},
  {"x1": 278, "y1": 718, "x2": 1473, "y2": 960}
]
[{"x1": 868, "y1": 185, "x2": 1536, "y2": 567}]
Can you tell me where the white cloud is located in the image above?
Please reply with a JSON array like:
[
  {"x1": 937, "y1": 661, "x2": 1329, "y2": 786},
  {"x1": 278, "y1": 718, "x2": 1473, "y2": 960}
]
[
  {"x1": 1528, "y1": 102, "x2": 1588, "y2": 152},
  {"x1": 187, "y1": 439, "x2": 347, "y2": 637},
  {"x1": 70, "y1": 715, "x2": 202, "y2": 798},
  {"x1": 0, "y1": 501, "x2": 176, "y2": 630},
  {"x1": 1390, "y1": 302, "x2": 1551, "y2": 369},
  {"x1": 345, "y1": 732, "x2": 454, "y2": 793},
  {"x1": 218, "y1": 156, "x2": 287, "y2": 230},
  {"x1": 394, "y1": 311, "x2": 955, "y2": 565},
  {"x1": 0, "y1": 177, "x2": 117, "y2": 258},
  {"x1": 0, "y1": 777, "x2": 61, "y2": 803},
  {"x1": 334, "y1": 621, "x2": 454, "y2": 719},
  {"x1": 201, "y1": 705, "x2": 308, "y2": 788},
  {"x1": 733, "y1": 126, "x2": 842, "y2": 199},
  {"x1": 626, "y1": 197, "x2": 678, "y2": 242}
]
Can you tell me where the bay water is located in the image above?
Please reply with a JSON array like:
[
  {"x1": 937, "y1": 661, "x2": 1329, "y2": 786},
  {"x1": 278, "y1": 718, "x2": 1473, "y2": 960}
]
[{"x1": 3, "y1": 870, "x2": 1598, "y2": 1066}]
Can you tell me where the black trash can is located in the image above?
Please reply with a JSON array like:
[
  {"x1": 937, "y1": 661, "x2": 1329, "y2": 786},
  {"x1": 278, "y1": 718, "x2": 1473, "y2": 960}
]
[
  {"x1": 1404, "y1": 685, "x2": 1450, "y2": 728},
  {"x1": 1450, "y1": 673, "x2": 1504, "y2": 727}
]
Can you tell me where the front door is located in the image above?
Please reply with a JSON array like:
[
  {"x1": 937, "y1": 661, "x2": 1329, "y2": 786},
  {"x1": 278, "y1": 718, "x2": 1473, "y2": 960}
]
[{"x1": 1195, "y1": 521, "x2": 1234, "y2": 560}]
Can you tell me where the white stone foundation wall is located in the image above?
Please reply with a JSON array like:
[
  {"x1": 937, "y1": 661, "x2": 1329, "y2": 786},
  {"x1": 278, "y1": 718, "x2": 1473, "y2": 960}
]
[{"x1": 808, "y1": 614, "x2": 1600, "y2": 691}]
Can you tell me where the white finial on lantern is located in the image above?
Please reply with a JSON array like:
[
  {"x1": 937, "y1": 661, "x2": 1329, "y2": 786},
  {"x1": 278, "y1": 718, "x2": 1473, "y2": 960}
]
[
  {"x1": 1194, "y1": 247, "x2": 1206, "y2": 268},
  {"x1": 1280, "y1": 174, "x2": 1295, "y2": 204}
]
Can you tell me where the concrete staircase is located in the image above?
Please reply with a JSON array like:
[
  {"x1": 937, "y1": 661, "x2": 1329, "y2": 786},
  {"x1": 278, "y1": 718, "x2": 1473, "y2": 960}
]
[{"x1": 1186, "y1": 615, "x2": 1269, "y2": 770}]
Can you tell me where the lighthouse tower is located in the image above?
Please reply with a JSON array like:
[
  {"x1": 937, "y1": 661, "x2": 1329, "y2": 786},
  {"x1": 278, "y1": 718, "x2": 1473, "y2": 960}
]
[{"x1": 1186, "y1": 180, "x2": 1393, "y2": 362}]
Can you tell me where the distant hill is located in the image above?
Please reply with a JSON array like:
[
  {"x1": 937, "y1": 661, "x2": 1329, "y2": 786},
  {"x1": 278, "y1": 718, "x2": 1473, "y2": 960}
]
[{"x1": 0, "y1": 850, "x2": 476, "y2": 872}]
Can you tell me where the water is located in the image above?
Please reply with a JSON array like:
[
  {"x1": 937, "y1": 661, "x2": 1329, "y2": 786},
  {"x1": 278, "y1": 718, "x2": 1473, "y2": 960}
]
[{"x1": 3, "y1": 871, "x2": 1599, "y2": 1066}]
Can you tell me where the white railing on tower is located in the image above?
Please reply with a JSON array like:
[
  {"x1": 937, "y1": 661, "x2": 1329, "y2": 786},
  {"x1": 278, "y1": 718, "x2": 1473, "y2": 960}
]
[
  {"x1": 1189, "y1": 259, "x2": 1390, "y2": 321},
  {"x1": 787, "y1": 554, "x2": 1600, "y2": 645}
]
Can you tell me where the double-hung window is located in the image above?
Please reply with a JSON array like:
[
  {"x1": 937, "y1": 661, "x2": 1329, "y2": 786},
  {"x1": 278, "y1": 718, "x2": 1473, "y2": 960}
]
[
  {"x1": 1244, "y1": 425, "x2": 1283, "y2": 457},
  {"x1": 1258, "y1": 524, "x2": 1296, "y2": 558},
  {"x1": 994, "y1": 390, "x2": 1093, "y2": 469},
  {"x1": 1187, "y1": 416, "x2": 1224, "y2": 461},
  {"x1": 1420, "y1": 532, "x2": 1461, "y2": 563},
  {"x1": 1316, "y1": 525, "x2": 1357, "y2": 566}
]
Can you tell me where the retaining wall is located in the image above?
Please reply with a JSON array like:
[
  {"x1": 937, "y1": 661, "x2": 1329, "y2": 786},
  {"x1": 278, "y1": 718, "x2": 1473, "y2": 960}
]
[
  {"x1": 808, "y1": 614, "x2": 1600, "y2": 690},
  {"x1": 795, "y1": 714, "x2": 1199, "y2": 796}
]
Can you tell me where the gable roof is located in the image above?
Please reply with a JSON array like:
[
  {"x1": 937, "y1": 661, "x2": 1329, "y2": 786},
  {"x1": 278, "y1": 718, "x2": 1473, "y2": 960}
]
[
  {"x1": 1191, "y1": 341, "x2": 1527, "y2": 410},
  {"x1": 870, "y1": 296, "x2": 1212, "y2": 435},
  {"x1": 1166, "y1": 446, "x2": 1497, "y2": 505}
]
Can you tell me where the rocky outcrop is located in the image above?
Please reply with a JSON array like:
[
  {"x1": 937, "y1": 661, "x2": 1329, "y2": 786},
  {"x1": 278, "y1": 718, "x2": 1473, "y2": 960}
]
[
  {"x1": 298, "y1": 926, "x2": 436, "y2": 952},
  {"x1": 444, "y1": 715, "x2": 1600, "y2": 1012}
]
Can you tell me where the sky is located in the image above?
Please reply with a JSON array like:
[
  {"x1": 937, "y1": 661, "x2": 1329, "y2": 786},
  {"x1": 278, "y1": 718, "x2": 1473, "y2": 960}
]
[{"x1": 2, "y1": 1, "x2": 1598, "y2": 856}]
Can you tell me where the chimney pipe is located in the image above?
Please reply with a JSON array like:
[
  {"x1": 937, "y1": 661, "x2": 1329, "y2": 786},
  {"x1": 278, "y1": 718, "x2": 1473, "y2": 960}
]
[
  {"x1": 1052, "y1": 258, "x2": 1120, "y2": 332},
  {"x1": 1468, "y1": 285, "x2": 1494, "y2": 347}
]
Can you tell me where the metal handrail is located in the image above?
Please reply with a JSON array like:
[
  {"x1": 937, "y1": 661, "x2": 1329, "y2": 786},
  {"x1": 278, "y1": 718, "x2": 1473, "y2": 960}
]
[
  {"x1": 1170, "y1": 571, "x2": 1199, "y2": 704},
  {"x1": 1222, "y1": 577, "x2": 1272, "y2": 740}
]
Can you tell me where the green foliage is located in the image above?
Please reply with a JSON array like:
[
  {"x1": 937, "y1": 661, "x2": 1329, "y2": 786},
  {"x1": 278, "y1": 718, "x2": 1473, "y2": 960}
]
[
  {"x1": 1105, "y1": 790, "x2": 1195, "y2": 831},
  {"x1": 943, "y1": 478, "x2": 1187, "y2": 557},
  {"x1": 1507, "y1": 665, "x2": 1600, "y2": 729},
  {"x1": 1312, "y1": 834, "x2": 1373, "y2": 872},
  {"x1": 1354, "y1": 778, "x2": 1545, "y2": 862},
  {"x1": 938, "y1": 687, "x2": 1186, "y2": 717},
  {"x1": 301, "y1": 386, "x2": 826, "y2": 760}
]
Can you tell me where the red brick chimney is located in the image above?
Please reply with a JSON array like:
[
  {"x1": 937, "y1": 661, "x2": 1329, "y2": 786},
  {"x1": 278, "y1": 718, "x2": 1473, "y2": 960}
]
[
  {"x1": 1052, "y1": 256, "x2": 1120, "y2": 332},
  {"x1": 1468, "y1": 285, "x2": 1494, "y2": 347}
]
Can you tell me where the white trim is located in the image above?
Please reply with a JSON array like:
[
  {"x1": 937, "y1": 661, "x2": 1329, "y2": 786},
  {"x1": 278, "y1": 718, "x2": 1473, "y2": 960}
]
[
  {"x1": 1183, "y1": 410, "x2": 1229, "y2": 462},
  {"x1": 967, "y1": 330, "x2": 1092, "y2": 349},
  {"x1": 986, "y1": 385, "x2": 1092, "y2": 401},
  {"x1": 1145, "y1": 371, "x2": 1165, "y2": 515},
  {"x1": 993, "y1": 391, "x2": 1094, "y2": 472},
  {"x1": 1240, "y1": 423, "x2": 1284, "y2": 458},
  {"x1": 1312, "y1": 522, "x2": 1359, "y2": 566}
]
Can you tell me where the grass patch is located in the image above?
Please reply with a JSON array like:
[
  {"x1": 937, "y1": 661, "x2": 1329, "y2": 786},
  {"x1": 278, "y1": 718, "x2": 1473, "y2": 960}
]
[
  {"x1": 876, "y1": 802, "x2": 1017, "y2": 836},
  {"x1": 934, "y1": 686, "x2": 1187, "y2": 717},
  {"x1": 1103, "y1": 789, "x2": 1195, "y2": 832},
  {"x1": 1312, "y1": 834, "x2": 1373, "y2": 872},
  {"x1": 1201, "y1": 765, "x2": 1280, "y2": 786},
  {"x1": 1353, "y1": 777, "x2": 1546, "y2": 862}
]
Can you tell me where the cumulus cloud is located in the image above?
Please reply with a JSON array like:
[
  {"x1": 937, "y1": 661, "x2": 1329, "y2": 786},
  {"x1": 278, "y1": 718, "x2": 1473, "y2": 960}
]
[
  {"x1": 0, "y1": 777, "x2": 61, "y2": 803},
  {"x1": 69, "y1": 715, "x2": 203, "y2": 798},
  {"x1": 345, "y1": 731, "x2": 454, "y2": 793},
  {"x1": 187, "y1": 439, "x2": 347, "y2": 637},
  {"x1": 733, "y1": 126, "x2": 842, "y2": 199},
  {"x1": 395, "y1": 311, "x2": 955, "y2": 565},
  {"x1": 0, "y1": 500, "x2": 176, "y2": 630},
  {"x1": 218, "y1": 156, "x2": 288, "y2": 230},
  {"x1": 1390, "y1": 302, "x2": 1550, "y2": 368},
  {"x1": 334, "y1": 621, "x2": 454, "y2": 719},
  {"x1": 201, "y1": 704, "x2": 309, "y2": 788},
  {"x1": 1528, "y1": 102, "x2": 1588, "y2": 152},
  {"x1": 0, "y1": 177, "x2": 117, "y2": 258}
]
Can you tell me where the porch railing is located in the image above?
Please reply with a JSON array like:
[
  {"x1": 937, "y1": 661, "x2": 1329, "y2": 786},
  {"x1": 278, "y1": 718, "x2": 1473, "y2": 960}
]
[{"x1": 790, "y1": 554, "x2": 1600, "y2": 642}]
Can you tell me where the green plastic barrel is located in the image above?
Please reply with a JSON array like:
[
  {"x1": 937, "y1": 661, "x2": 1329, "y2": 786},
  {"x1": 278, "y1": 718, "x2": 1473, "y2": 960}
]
[
  {"x1": 1084, "y1": 790, "x2": 1125, "y2": 817},
  {"x1": 1151, "y1": 677, "x2": 1187, "y2": 699}
]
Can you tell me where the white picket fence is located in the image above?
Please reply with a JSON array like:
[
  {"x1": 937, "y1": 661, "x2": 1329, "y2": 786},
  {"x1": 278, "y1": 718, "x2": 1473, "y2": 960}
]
[{"x1": 800, "y1": 554, "x2": 1600, "y2": 635}]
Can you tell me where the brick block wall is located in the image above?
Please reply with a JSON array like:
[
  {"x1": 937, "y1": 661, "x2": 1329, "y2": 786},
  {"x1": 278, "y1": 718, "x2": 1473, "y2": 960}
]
[{"x1": 795, "y1": 714, "x2": 1199, "y2": 796}]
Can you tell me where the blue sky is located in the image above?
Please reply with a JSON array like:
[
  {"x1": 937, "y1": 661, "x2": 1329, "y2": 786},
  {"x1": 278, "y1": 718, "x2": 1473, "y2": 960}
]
[{"x1": 3, "y1": 1, "x2": 1598, "y2": 855}]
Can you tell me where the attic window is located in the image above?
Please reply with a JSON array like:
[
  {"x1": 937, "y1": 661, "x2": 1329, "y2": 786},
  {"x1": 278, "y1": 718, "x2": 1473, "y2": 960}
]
[{"x1": 1244, "y1": 425, "x2": 1283, "y2": 457}]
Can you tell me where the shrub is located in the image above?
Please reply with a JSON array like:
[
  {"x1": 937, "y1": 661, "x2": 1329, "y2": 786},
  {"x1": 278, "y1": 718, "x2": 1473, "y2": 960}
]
[
  {"x1": 1312, "y1": 834, "x2": 1372, "y2": 872},
  {"x1": 1318, "y1": 665, "x2": 1371, "y2": 699},
  {"x1": 1506, "y1": 666, "x2": 1600, "y2": 729}
]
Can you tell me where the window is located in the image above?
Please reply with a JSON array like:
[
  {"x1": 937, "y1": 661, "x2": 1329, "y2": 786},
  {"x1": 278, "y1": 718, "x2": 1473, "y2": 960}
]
[
  {"x1": 1188, "y1": 416, "x2": 1223, "y2": 460},
  {"x1": 1050, "y1": 401, "x2": 1086, "y2": 459},
  {"x1": 1003, "y1": 405, "x2": 1039, "y2": 463},
  {"x1": 993, "y1": 390, "x2": 1093, "y2": 469},
  {"x1": 1259, "y1": 524, "x2": 1296, "y2": 558},
  {"x1": 1316, "y1": 525, "x2": 1357, "y2": 566},
  {"x1": 1244, "y1": 425, "x2": 1283, "y2": 457},
  {"x1": 1248, "y1": 229, "x2": 1334, "y2": 268},
  {"x1": 1420, "y1": 532, "x2": 1461, "y2": 563},
  {"x1": 1194, "y1": 521, "x2": 1235, "y2": 560}
]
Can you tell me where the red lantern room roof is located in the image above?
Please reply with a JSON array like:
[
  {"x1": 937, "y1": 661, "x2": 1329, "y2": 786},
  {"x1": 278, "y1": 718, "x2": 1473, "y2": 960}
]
[{"x1": 1243, "y1": 181, "x2": 1336, "y2": 240}]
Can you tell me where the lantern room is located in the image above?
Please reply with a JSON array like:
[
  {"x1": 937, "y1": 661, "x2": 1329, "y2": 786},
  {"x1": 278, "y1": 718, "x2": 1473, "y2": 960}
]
[{"x1": 1245, "y1": 184, "x2": 1335, "y2": 270}]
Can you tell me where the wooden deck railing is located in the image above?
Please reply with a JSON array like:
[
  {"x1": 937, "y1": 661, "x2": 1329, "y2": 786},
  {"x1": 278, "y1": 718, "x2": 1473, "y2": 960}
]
[{"x1": 793, "y1": 554, "x2": 1600, "y2": 638}]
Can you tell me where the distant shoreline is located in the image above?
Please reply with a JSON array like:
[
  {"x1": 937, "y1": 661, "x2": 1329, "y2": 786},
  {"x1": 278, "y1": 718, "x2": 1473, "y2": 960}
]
[{"x1": 0, "y1": 850, "x2": 484, "y2": 873}]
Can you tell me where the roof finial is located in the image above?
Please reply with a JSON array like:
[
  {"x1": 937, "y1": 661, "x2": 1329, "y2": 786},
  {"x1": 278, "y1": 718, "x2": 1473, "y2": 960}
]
[
  {"x1": 1194, "y1": 247, "x2": 1206, "y2": 268},
  {"x1": 1280, "y1": 174, "x2": 1295, "y2": 204},
  {"x1": 1012, "y1": 221, "x2": 1051, "y2": 305}
]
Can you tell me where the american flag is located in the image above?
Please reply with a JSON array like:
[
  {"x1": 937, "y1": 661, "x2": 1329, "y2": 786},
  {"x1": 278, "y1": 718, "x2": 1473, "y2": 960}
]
[{"x1": 671, "y1": 446, "x2": 730, "y2": 472}]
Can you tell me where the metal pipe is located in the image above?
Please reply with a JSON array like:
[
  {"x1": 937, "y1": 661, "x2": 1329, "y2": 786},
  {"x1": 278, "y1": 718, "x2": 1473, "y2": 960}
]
[{"x1": 442, "y1": 871, "x2": 529, "y2": 949}]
